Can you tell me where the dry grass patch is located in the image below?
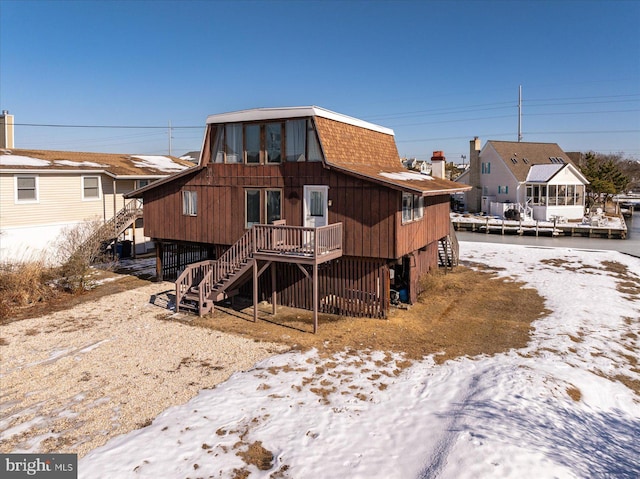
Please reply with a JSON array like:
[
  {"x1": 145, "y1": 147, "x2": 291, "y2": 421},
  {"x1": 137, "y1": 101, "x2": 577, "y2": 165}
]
[
  {"x1": 236, "y1": 441, "x2": 274, "y2": 471},
  {"x1": 2, "y1": 273, "x2": 151, "y2": 324},
  {"x1": 194, "y1": 266, "x2": 549, "y2": 363},
  {"x1": 0, "y1": 260, "x2": 59, "y2": 321}
]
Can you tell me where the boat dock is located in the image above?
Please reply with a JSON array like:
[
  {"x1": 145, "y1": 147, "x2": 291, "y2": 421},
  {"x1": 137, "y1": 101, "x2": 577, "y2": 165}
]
[{"x1": 451, "y1": 213, "x2": 627, "y2": 239}]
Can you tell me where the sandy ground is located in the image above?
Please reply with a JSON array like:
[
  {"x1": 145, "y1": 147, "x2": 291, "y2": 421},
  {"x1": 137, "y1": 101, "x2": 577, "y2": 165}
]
[{"x1": 0, "y1": 280, "x2": 287, "y2": 457}]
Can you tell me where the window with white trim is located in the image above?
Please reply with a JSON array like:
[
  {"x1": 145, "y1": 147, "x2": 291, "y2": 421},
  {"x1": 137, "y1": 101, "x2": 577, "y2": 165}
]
[
  {"x1": 402, "y1": 193, "x2": 413, "y2": 223},
  {"x1": 402, "y1": 193, "x2": 424, "y2": 223},
  {"x1": 414, "y1": 195, "x2": 424, "y2": 219},
  {"x1": 182, "y1": 190, "x2": 197, "y2": 216},
  {"x1": 82, "y1": 176, "x2": 101, "y2": 200},
  {"x1": 15, "y1": 175, "x2": 38, "y2": 203}
]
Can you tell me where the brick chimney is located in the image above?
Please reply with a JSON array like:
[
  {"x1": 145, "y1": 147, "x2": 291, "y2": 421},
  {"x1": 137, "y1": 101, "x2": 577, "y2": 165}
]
[
  {"x1": 431, "y1": 150, "x2": 446, "y2": 179},
  {"x1": 1, "y1": 110, "x2": 15, "y2": 149}
]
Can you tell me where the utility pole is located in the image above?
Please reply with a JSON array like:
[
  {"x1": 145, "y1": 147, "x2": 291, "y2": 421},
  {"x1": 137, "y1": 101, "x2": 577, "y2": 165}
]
[
  {"x1": 168, "y1": 120, "x2": 172, "y2": 156},
  {"x1": 518, "y1": 85, "x2": 523, "y2": 142}
]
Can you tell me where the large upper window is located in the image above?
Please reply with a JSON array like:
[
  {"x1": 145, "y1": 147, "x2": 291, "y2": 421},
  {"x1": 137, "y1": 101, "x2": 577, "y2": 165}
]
[
  {"x1": 182, "y1": 190, "x2": 197, "y2": 216},
  {"x1": 211, "y1": 119, "x2": 323, "y2": 164},
  {"x1": 15, "y1": 175, "x2": 38, "y2": 203},
  {"x1": 286, "y1": 120, "x2": 305, "y2": 161},
  {"x1": 265, "y1": 123, "x2": 282, "y2": 163},
  {"x1": 225, "y1": 124, "x2": 243, "y2": 163},
  {"x1": 245, "y1": 124, "x2": 261, "y2": 164},
  {"x1": 83, "y1": 176, "x2": 100, "y2": 200}
]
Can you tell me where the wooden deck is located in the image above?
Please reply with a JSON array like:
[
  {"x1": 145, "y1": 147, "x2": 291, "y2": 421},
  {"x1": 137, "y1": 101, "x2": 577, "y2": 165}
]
[
  {"x1": 176, "y1": 222, "x2": 343, "y2": 332},
  {"x1": 252, "y1": 223, "x2": 343, "y2": 264}
]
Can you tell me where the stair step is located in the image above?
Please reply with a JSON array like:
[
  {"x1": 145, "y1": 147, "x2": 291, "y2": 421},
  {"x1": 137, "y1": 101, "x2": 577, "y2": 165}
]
[
  {"x1": 179, "y1": 302, "x2": 199, "y2": 312},
  {"x1": 184, "y1": 292, "x2": 200, "y2": 301}
]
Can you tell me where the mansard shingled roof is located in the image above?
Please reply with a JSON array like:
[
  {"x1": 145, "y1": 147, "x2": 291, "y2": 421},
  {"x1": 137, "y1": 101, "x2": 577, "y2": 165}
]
[{"x1": 314, "y1": 116, "x2": 470, "y2": 196}]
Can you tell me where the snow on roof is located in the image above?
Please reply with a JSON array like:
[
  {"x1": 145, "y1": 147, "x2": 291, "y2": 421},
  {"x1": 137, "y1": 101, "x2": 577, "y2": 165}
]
[
  {"x1": 0, "y1": 155, "x2": 50, "y2": 167},
  {"x1": 380, "y1": 171, "x2": 434, "y2": 181},
  {"x1": 206, "y1": 106, "x2": 394, "y2": 136},
  {"x1": 525, "y1": 163, "x2": 564, "y2": 182},
  {"x1": 54, "y1": 160, "x2": 108, "y2": 168},
  {"x1": 130, "y1": 155, "x2": 190, "y2": 173}
]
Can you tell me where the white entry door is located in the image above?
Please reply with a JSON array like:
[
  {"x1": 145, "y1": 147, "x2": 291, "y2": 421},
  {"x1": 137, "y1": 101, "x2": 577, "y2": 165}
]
[{"x1": 303, "y1": 185, "x2": 329, "y2": 228}]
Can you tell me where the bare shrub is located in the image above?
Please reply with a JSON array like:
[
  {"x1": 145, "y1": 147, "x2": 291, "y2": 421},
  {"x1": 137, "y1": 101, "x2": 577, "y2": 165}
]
[
  {"x1": 53, "y1": 220, "x2": 115, "y2": 293},
  {"x1": 0, "y1": 258, "x2": 57, "y2": 322}
]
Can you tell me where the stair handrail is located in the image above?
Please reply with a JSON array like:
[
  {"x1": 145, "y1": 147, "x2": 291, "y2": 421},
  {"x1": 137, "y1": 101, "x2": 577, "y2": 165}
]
[
  {"x1": 195, "y1": 228, "x2": 256, "y2": 304},
  {"x1": 175, "y1": 259, "x2": 215, "y2": 312}
]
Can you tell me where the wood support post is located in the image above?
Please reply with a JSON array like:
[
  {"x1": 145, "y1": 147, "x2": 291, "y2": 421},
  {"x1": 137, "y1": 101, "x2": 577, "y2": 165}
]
[
  {"x1": 271, "y1": 263, "x2": 277, "y2": 315},
  {"x1": 155, "y1": 241, "x2": 163, "y2": 282},
  {"x1": 253, "y1": 259, "x2": 258, "y2": 323},
  {"x1": 313, "y1": 262, "x2": 318, "y2": 334}
]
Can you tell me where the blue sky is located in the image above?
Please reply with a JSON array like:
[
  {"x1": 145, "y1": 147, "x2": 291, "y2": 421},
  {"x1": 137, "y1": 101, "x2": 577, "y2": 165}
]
[{"x1": 1, "y1": 0, "x2": 639, "y2": 161}]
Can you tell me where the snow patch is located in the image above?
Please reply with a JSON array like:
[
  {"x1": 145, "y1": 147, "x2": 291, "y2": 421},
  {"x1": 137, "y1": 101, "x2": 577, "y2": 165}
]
[
  {"x1": 130, "y1": 155, "x2": 188, "y2": 172},
  {"x1": 380, "y1": 171, "x2": 434, "y2": 181},
  {"x1": 0, "y1": 155, "x2": 51, "y2": 167}
]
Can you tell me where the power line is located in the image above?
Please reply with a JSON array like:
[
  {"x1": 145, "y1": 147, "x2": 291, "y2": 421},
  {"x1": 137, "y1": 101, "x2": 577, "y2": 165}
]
[{"x1": 13, "y1": 123, "x2": 202, "y2": 129}]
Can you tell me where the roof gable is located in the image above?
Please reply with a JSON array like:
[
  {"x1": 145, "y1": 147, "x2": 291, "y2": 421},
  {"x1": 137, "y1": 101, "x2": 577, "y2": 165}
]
[
  {"x1": 0, "y1": 149, "x2": 193, "y2": 176},
  {"x1": 485, "y1": 141, "x2": 581, "y2": 183}
]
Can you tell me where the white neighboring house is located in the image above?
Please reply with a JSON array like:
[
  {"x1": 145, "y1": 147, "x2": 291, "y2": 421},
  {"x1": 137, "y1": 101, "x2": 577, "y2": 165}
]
[
  {"x1": 403, "y1": 158, "x2": 431, "y2": 175},
  {"x1": 0, "y1": 148, "x2": 194, "y2": 262},
  {"x1": 456, "y1": 138, "x2": 589, "y2": 221}
]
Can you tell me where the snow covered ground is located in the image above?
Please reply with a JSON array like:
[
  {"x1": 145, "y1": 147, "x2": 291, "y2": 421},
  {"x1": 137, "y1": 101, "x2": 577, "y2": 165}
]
[{"x1": 79, "y1": 242, "x2": 640, "y2": 478}]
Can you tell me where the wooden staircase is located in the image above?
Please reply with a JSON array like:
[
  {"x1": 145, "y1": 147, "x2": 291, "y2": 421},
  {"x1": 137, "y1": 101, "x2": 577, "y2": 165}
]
[
  {"x1": 83, "y1": 199, "x2": 143, "y2": 250},
  {"x1": 176, "y1": 229, "x2": 255, "y2": 316},
  {"x1": 438, "y1": 221, "x2": 460, "y2": 270},
  {"x1": 175, "y1": 222, "x2": 344, "y2": 317},
  {"x1": 72, "y1": 199, "x2": 143, "y2": 262}
]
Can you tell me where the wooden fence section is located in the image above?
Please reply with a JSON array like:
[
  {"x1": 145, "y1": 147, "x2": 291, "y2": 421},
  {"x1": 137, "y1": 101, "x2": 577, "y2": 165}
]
[
  {"x1": 249, "y1": 256, "x2": 389, "y2": 318},
  {"x1": 160, "y1": 242, "x2": 222, "y2": 281}
]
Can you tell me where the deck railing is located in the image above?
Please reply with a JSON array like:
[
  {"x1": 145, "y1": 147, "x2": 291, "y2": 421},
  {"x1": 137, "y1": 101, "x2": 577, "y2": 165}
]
[
  {"x1": 176, "y1": 222, "x2": 343, "y2": 314},
  {"x1": 175, "y1": 259, "x2": 215, "y2": 311},
  {"x1": 253, "y1": 222, "x2": 343, "y2": 258}
]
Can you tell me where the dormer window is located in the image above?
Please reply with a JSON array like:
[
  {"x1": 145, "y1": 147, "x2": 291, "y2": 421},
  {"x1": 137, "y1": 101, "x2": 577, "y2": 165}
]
[{"x1": 211, "y1": 119, "x2": 321, "y2": 164}]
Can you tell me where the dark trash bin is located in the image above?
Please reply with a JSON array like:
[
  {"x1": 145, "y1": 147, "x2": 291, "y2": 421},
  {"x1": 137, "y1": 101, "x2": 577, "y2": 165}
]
[{"x1": 120, "y1": 240, "x2": 132, "y2": 258}]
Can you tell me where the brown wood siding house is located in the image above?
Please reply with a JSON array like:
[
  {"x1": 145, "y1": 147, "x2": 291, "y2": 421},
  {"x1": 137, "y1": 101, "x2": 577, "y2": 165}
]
[{"x1": 129, "y1": 106, "x2": 470, "y2": 319}]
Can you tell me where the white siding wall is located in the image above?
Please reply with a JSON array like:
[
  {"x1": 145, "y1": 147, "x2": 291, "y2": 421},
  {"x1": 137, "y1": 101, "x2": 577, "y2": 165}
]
[
  {"x1": 548, "y1": 167, "x2": 584, "y2": 186},
  {"x1": 479, "y1": 147, "x2": 518, "y2": 204},
  {"x1": 1, "y1": 172, "x2": 109, "y2": 228},
  {"x1": 0, "y1": 173, "x2": 142, "y2": 262}
]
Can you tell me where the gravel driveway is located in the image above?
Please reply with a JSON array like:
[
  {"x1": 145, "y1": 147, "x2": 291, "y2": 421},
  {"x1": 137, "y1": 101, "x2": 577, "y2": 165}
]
[{"x1": 0, "y1": 280, "x2": 286, "y2": 457}]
